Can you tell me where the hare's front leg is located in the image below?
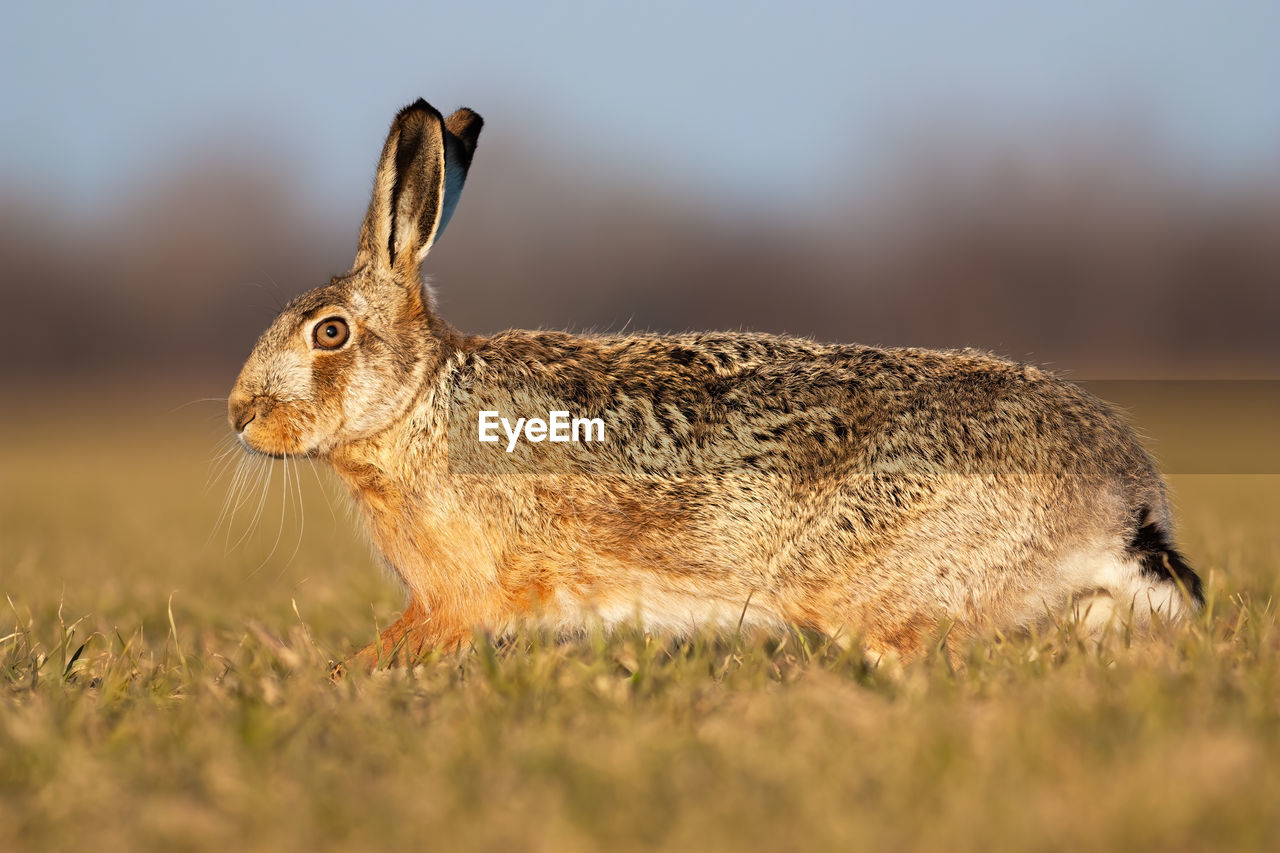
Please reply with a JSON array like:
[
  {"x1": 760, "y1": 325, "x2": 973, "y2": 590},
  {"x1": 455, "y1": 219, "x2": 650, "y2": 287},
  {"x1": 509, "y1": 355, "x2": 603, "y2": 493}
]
[{"x1": 342, "y1": 599, "x2": 472, "y2": 673}]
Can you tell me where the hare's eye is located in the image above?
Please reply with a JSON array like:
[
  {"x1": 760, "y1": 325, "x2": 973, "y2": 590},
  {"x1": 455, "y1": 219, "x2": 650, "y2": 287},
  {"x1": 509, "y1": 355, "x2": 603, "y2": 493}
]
[{"x1": 313, "y1": 317, "x2": 350, "y2": 350}]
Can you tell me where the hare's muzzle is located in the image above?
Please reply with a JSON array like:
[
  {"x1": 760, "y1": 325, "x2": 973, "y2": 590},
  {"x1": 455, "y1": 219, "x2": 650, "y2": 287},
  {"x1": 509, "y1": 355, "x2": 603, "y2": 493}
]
[{"x1": 225, "y1": 389, "x2": 313, "y2": 457}]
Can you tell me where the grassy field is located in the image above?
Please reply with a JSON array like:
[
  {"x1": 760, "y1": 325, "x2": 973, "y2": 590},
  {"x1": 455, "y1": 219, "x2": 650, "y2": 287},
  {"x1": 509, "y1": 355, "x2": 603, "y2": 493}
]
[{"x1": 2, "y1": 391, "x2": 1278, "y2": 852}]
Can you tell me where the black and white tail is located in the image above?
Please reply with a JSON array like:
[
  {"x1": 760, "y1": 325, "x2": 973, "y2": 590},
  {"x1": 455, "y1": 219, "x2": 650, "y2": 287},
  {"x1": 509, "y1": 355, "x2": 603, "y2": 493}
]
[{"x1": 1127, "y1": 511, "x2": 1204, "y2": 608}]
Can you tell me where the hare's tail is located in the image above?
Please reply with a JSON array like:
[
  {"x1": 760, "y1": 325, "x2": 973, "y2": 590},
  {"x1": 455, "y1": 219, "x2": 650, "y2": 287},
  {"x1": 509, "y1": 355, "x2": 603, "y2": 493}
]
[{"x1": 1126, "y1": 510, "x2": 1204, "y2": 608}]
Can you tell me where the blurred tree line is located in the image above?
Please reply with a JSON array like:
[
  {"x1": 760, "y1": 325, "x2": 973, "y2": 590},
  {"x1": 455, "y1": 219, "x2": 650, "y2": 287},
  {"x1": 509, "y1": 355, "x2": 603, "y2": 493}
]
[{"x1": 3, "y1": 128, "x2": 1277, "y2": 387}]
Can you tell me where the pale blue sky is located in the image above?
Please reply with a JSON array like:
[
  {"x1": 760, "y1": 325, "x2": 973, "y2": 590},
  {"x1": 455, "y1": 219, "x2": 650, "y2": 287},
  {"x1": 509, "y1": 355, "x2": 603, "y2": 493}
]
[{"x1": 2, "y1": 1, "x2": 1277, "y2": 209}]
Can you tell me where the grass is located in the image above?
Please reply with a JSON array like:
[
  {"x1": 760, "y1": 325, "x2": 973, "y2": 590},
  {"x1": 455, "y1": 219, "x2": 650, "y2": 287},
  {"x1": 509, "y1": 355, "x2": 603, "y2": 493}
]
[{"x1": 2, "y1": 393, "x2": 1279, "y2": 852}]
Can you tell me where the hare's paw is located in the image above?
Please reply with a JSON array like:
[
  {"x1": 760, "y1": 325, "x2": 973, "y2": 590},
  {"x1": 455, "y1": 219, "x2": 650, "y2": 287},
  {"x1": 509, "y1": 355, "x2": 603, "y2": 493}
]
[{"x1": 341, "y1": 603, "x2": 469, "y2": 673}]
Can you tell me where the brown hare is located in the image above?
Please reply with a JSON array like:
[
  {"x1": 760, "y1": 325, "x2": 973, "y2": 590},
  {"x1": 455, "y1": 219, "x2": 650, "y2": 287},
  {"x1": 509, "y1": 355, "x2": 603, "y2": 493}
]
[{"x1": 228, "y1": 98, "x2": 1202, "y2": 669}]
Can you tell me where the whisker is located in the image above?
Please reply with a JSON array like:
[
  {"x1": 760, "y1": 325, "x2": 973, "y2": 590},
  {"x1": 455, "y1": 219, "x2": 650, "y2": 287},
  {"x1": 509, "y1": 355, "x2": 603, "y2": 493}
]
[
  {"x1": 259, "y1": 266, "x2": 287, "y2": 311},
  {"x1": 286, "y1": 454, "x2": 307, "y2": 570},
  {"x1": 208, "y1": 452, "x2": 240, "y2": 492},
  {"x1": 251, "y1": 455, "x2": 290, "y2": 577},
  {"x1": 210, "y1": 434, "x2": 240, "y2": 461},
  {"x1": 208, "y1": 432, "x2": 236, "y2": 457},
  {"x1": 208, "y1": 453, "x2": 248, "y2": 546},
  {"x1": 168, "y1": 397, "x2": 229, "y2": 414},
  {"x1": 240, "y1": 280, "x2": 282, "y2": 311},
  {"x1": 245, "y1": 457, "x2": 274, "y2": 545},
  {"x1": 228, "y1": 454, "x2": 260, "y2": 515},
  {"x1": 230, "y1": 456, "x2": 271, "y2": 552},
  {"x1": 306, "y1": 458, "x2": 340, "y2": 524},
  {"x1": 205, "y1": 437, "x2": 243, "y2": 492}
]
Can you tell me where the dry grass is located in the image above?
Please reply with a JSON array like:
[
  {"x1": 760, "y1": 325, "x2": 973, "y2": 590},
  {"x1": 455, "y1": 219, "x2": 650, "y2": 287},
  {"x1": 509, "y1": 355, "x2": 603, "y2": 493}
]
[{"x1": 2, "y1": 397, "x2": 1278, "y2": 852}]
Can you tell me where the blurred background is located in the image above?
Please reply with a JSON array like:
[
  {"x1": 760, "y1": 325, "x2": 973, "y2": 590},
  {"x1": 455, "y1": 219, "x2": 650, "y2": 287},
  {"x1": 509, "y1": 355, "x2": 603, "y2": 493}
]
[{"x1": 2, "y1": 0, "x2": 1278, "y2": 397}]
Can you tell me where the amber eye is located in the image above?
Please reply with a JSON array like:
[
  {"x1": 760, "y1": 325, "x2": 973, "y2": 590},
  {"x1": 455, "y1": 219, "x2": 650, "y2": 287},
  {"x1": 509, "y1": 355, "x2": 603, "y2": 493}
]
[{"x1": 313, "y1": 317, "x2": 350, "y2": 349}]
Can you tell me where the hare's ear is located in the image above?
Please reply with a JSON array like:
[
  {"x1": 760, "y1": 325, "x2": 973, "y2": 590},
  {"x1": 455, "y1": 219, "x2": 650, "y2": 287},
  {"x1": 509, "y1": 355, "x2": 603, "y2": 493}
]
[
  {"x1": 355, "y1": 99, "x2": 482, "y2": 278},
  {"x1": 440, "y1": 108, "x2": 483, "y2": 236}
]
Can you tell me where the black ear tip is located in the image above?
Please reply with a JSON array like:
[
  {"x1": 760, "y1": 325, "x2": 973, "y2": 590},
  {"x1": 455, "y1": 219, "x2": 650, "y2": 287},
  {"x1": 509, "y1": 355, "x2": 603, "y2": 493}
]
[
  {"x1": 394, "y1": 97, "x2": 442, "y2": 125},
  {"x1": 449, "y1": 107, "x2": 483, "y2": 128},
  {"x1": 445, "y1": 107, "x2": 484, "y2": 153}
]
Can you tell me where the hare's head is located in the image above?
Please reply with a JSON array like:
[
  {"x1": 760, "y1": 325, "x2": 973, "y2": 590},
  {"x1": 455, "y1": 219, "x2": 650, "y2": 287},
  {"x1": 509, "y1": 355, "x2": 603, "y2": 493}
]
[{"x1": 228, "y1": 99, "x2": 482, "y2": 457}]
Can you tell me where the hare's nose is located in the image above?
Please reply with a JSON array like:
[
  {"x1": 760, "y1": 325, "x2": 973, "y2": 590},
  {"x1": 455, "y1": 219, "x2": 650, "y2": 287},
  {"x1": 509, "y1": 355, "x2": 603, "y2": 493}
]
[{"x1": 228, "y1": 394, "x2": 258, "y2": 433}]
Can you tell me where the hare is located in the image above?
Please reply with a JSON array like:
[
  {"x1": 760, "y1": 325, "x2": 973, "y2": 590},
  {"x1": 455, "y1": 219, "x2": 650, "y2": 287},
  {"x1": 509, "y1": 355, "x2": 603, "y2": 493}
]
[{"x1": 228, "y1": 98, "x2": 1202, "y2": 669}]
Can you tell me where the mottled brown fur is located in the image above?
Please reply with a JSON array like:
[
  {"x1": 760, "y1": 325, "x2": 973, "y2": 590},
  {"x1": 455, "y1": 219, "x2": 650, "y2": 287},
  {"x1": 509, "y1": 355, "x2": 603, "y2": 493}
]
[{"x1": 229, "y1": 99, "x2": 1201, "y2": 670}]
